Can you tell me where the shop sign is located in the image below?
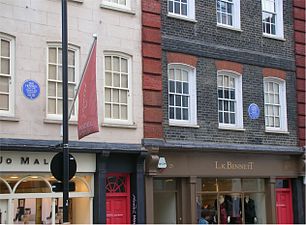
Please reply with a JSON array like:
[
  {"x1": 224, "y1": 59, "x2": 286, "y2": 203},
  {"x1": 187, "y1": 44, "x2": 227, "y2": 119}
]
[
  {"x1": 0, "y1": 151, "x2": 95, "y2": 172},
  {"x1": 157, "y1": 157, "x2": 167, "y2": 169},
  {"x1": 215, "y1": 161, "x2": 254, "y2": 170},
  {"x1": 131, "y1": 194, "x2": 137, "y2": 224}
]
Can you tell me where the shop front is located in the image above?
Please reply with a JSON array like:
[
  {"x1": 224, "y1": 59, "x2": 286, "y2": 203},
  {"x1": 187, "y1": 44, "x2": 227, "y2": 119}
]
[
  {"x1": 145, "y1": 148, "x2": 305, "y2": 224},
  {"x1": 0, "y1": 151, "x2": 95, "y2": 224}
]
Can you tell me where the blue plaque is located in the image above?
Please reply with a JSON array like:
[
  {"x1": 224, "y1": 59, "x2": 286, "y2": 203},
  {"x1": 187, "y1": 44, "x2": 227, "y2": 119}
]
[
  {"x1": 22, "y1": 80, "x2": 40, "y2": 100},
  {"x1": 248, "y1": 103, "x2": 260, "y2": 120}
]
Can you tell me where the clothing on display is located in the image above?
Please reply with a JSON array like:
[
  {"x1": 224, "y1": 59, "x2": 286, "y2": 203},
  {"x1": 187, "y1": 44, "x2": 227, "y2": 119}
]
[{"x1": 244, "y1": 196, "x2": 257, "y2": 224}]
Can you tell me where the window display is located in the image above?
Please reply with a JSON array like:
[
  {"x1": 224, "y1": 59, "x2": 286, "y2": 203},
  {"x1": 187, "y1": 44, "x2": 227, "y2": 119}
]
[{"x1": 196, "y1": 178, "x2": 266, "y2": 224}]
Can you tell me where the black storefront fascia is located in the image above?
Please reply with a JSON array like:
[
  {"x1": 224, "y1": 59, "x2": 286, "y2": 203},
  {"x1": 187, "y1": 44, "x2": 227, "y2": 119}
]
[{"x1": 0, "y1": 138, "x2": 147, "y2": 224}]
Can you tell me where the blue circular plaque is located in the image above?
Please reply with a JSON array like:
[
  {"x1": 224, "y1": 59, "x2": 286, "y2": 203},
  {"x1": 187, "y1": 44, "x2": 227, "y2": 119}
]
[
  {"x1": 248, "y1": 103, "x2": 260, "y2": 120},
  {"x1": 22, "y1": 80, "x2": 40, "y2": 100}
]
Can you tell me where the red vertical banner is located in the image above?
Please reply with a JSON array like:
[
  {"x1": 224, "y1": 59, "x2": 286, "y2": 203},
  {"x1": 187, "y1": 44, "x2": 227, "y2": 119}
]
[{"x1": 78, "y1": 40, "x2": 99, "y2": 139}]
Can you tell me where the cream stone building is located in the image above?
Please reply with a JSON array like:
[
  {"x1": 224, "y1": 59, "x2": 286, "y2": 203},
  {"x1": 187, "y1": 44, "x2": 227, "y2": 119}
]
[{"x1": 0, "y1": 0, "x2": 145, "y2": 224}]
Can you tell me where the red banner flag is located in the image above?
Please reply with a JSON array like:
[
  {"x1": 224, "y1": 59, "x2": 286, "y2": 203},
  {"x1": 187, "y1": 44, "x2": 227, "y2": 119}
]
[{"x1": 78, "y1": 39, "x2": 99, "y2": 139}]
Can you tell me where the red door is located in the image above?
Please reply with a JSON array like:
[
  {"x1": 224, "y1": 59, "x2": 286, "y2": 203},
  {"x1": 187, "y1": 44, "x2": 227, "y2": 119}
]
[
  {"x1": 106, "y1": 173, "x2": 130, "y2": 224},
  {"x1": 276, "y1": 179, "x2": 293, "y2": 224}
]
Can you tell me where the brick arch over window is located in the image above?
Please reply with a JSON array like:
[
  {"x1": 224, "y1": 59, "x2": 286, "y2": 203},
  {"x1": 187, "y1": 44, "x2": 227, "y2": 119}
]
[
  {"x1": 167, "y1": 52, "x2": 198, "y2": 67},
  {"x1": 262, "y1": 68, "x2": 286, "y2": 80},
  {"x1": 215, "y1": 60, "x2": 243, "y2": 74}
]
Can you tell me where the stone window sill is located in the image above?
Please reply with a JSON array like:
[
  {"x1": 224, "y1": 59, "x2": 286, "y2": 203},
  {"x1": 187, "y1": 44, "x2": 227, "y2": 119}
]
[{"x1": 0, "y1": 116, "x2": 20, "y2": 122}]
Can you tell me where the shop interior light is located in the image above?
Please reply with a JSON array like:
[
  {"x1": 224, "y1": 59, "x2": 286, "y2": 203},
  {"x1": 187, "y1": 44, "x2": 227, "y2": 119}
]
[
  {"x1": 9, "y1": 176, "x2": 19, "y2": 179},
  {"x1": 31, "y1": 176, "x2": 39, "y2": 179}
]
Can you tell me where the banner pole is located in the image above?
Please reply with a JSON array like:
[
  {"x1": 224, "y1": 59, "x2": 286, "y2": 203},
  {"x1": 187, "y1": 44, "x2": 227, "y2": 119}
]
[{"x1": 61, "y1": 0, "x2": 69, "y2": 223}]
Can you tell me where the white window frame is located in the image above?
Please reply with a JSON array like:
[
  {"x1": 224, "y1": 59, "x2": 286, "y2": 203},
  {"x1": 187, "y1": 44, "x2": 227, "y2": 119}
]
[
  {"x1": 167, "y1": 0, "x2": 195, "y2": 21},
  {"x1": 46, "y1": 43, "x2": 79, "y2": 121},
  {"x1": 217, "y1": 70, "x2": 243, "y2": 130},
  {"x1": 103, "y1": 52, "x2": 133, "y2": 126},
  {"x1": 262, "y1": 0, "x2": 284, "y2": 39},
  {"x1": 216, "y1": 0, "x2": 241, "y2": 30},
  {"x1": 101, "y1": 0, "x2": 131, "y2": 11},
  {"x1": 264, "y1": 77, "x2": 288, "y2": 132},
  {"x1": 168, "y1": 63, "x2": 197, "y2": 127},
  {"x1": 0, "y1": 33, "x2": 15, "y2": 117}
]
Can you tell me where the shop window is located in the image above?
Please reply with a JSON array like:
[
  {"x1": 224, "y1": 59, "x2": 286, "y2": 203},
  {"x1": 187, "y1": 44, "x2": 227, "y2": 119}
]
[
  {"x1": 14, "y1": 177, "x2": 51, "y2": 193},
  {"x1": 153, "y1": 178, "x2": 178, "y2": 224},
  {"x1": 0, "y1": 179, "x2": 11, "y2": 194},
  {"x1": 196, "y1": 178, "x2": 266, "y2": 224}
]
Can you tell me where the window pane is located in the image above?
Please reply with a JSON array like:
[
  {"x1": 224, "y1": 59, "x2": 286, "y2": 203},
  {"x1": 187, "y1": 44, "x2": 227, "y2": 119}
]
[
  {"x1": 224, "y1": 89, "x2": 229, "y2": 99},
  {"x1": 181, "y1": 4, "x2": 187, "y2": 16},
  {"x1": 121, "y1": 74, "x2": 128, "y2": 88},
  {"x1": 48, "y1": 99, "x2": 56, "y2": 114},
  {"x1": 105, "y1": 103, "x2": 111, "y2": 118},
  {"x1": 170, "y1": 94, "x2": 174, "y2": 106},
  {"x1": 224, "y1": 100, "x2": 229, "y2": 111},
  {"x1": 224, "y1": 112, "x2": 229, "y2": 123},
  {"x1": 176, "y1": 69, "x2": 182, "y2": 81},
  {"x1": 218, "y1": 100, "x2": 223, "y2": 110},
  {"x1": 105, "y1": 72, "x2": 112, "y2": 86},
  {"x1": 0, "y1": 76, "x2": 9, "y2": 92},
  {"x1": 121, "y1": 58, "x2": 128, "y2": 73},
  {"x1": 1, "y1": 40, "x2": 10, "y2": 57},
  {"x1": 49, "y1": 48, "x2": 56, "y2": 64},
  {"x1": 120, "y1": 90, "x2": 127, "y2": 103},
  {"x1": 58, "y1": 48, "x2": 62, "y2": 64},
  {"x1": 113, "y1": 104, "x2": 119, "y2": 119},
  {"x1": 119, "y1": 0, "x2": 126, "y2": 5},
  {"x1": 275, "y1": 117, "x2": 280, "y2": 127},
  {"x1": 169, "y1": 69, "x2": 174, "y2": 80},
  {"x1": 113, "y1": 56, "x2": 120, "y2": 72},
  {"x1": 182, "y1": 70, "x2": 188, "y2": 81},
  {"x1": 68, "y1": 84, "x2": 75, "y2": 98},
  {"x1": 55, "y1": 84, "x2": 61, "y2": 100},
  {"x1": 169, "y1": 107, "x2": 174, "y2": 119},
  {"x1": 183, "y1": 108, "x2": 188, "y2": 120},
  {"x1": 230, "y1": 90, "x2": 235, "y2": 99},
  {"x1": 174, "y1": 2, "x2": 180, "y2": 14},
  {"x1": 169, "y1": 81, "x2": 175, "y2": 92},
  {"x1": 175, "y1": 108, "x2": 181, "y2": 119},
  {"x1": 113, "y1": 89, "x2": 119, "y2": 102},
  {"x1": 1, "y1": 58, "x2": 9, "y2": 74},
  {"x1": 113, "y1": 73, "x2": 120, "y2": 87},
  {"x1": 183, "y1": 83, "x2": 189, "y2": 94},
  {"x1": 176, "y1": 82, "x2": 182, "y2": 93},
  {"x1": 182, "y1": 96, "x2": 188, "y2": 107},
  {"x1": 57, "y1": 99, "x2": 62, "y2": 114},
  {"x1": 0, "y1": 94, "x2": 8, "y2": 110},
  {"x1": 68, "y1": 50, "x2": 75, "y2": 66},
  {"x1": 175, "y1": 95, "x2": 181, "y2": 106},
  {"x1": 48, "y1": 82, "x2": 56, "y2": 97},
  {"x1": 121, "y1": 105, "x2": 127, "y2": 120},
  {"x1": 68, "y1": 67, "x2": 75, "y2": 82},
  {"x1": 230, "y1": 101, "x2": 235, "y2": 112},
  {"x1": 49, "y1": 65, "x2": 56, "y2": 80},
  {"x1": 218, "y1": 89, "x2": 223, "y2": 98},
  {"x1": 105, "y1": 88, "x2": 111, "y2": 102},
  {"x1": 219, "y1": 112, "x2": 223, "y2": 123},
  {"x1": 105, "y1": 56, "x2": 111, "y2": 70},
  {"x1": 58, "y1": 65, "x2": 62, "y2": 81},
  {"x1": 230, "y1": 113, "x2": 235, "y2": 124},
  {"x1": 169, "y1": 1, "x2": 174, "y2": 13}
]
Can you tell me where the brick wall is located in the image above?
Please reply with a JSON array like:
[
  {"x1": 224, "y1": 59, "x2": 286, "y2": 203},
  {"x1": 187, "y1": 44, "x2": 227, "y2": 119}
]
[
  {"x1": 293, "y1": 0, "x2": 306, "y2": 146},
  {"x1": 162, "y1": 53, "x2": 298, "y2": 146},
  {"x1": 142, "y1": 0, "x2": 163, "y2": 139}
]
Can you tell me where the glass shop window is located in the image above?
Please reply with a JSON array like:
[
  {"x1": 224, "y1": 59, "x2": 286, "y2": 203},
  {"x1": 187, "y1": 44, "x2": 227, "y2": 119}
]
[{"x1": 196, "y1": 178, "x2": 266, "y2": 224}]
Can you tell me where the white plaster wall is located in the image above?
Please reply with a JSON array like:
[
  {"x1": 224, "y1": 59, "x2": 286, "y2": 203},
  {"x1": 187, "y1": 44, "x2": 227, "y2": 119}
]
[{"x1": 0, "y1": 0, "x2": 143, "y2": 143}]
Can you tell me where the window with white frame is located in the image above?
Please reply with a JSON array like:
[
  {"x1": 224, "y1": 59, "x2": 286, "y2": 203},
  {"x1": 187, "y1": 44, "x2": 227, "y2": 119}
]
[
  {"x1": 217, "y1": 71, "x2": 243, "y2": 129},
  {"x1": 264, "y1": 77, "x2": 287, "y2": 132},
  {"x1": 102, "y1": 0, "x2": 131, "y2": 10},
  {"x1": 216, "y1": 0, "x2": 240, "y2": 29},
  {"x1": 0, "y1": 34, "x2": 14, "y2": 116},
  {"x1": 168, "y1": 0, "x2": 195, "y2": 20},
  {"x1": 104, "y1": 53, "x2": 132, "y2": 124},
  {"x1": 168, "y1": 64, "x2": 197, "y2": 126},
  {"x1": 262, "y1": 0, "x2": 284, "y2": 38},
  {"x1": 47, "y1": 44, "x2": 79, "y2": 120}
]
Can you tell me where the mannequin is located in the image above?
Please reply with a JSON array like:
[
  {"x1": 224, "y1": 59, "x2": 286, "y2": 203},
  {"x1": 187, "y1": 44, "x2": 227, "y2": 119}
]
[
  {"x1": 229, "y1": 194, "x2": 242, "y2": 224},
  {"x1": 217, "y1": 195, "x2": 230, "y2": 224},
  {"x1": 244, "y1": 195, "x2": 257, "y2": 224}
]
